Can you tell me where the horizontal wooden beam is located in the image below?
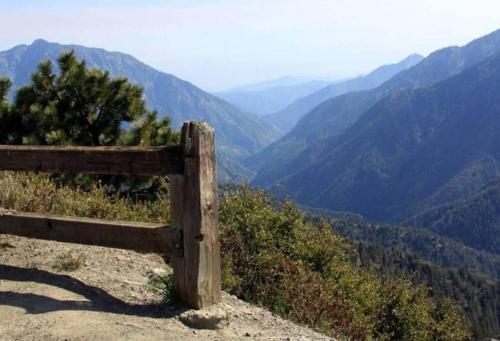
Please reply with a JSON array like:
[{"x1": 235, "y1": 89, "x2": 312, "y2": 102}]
[
  {"x1": 0, "y1": 145, "x2": 183, "y2": 176},
  {"x1": 0, "y1": 210, "x2": 180, "y2": 256}
]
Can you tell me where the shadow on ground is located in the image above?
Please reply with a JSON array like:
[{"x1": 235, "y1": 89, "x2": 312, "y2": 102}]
[{"x1": 0, "y1": 264, "x2": 187, "y2": 318}]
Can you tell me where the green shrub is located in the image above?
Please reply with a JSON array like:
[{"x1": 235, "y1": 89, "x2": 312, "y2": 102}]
[
  {"x1": 148, "y1": 270, "x2": 177, "y2": 306},
  {"x1": 219, "y1": 185, "x2": 470, "y2": 340},
  {"x1": 0, "y1": 173, "x2": 470, "y2": 340}
]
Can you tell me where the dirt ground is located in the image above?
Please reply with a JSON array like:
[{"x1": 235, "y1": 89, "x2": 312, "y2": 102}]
[{"x1": 0, "y1": 235, "x2": 332, "y2": 340}]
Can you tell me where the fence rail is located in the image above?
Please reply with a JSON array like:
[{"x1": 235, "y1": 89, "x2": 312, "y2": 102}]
[
  {"x1": 0, "y1": 145, "x2": 184, "y2": 175},
  {"x1": 0, "y1": 121, "x2": 221, "y2": 309},
  {"x1": 0, "y1": 210, "x2": 180, "y2": 255}
]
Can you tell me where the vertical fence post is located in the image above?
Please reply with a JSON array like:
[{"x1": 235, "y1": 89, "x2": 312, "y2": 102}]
[{"x1": 171, "y1": 121, "x2": 221, "y2": 309}]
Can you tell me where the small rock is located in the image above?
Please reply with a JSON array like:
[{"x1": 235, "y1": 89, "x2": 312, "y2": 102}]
[
  {"x1": 179, "y1": 305, "x2": 230, "y2": 330},
  {"x1": 149, "y1": 268, "x2": 170, "y2": 277}
]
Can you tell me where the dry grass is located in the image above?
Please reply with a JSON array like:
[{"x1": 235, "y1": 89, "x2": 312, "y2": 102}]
[
  {"x1": 0, "y1": 235, "x2": 13, "y2": 249},
  {"x1": 0, "y1": 172, "x2": 170, "y2": 224},
  {"x1": 53, "y1": 250, "x2": 86, "y2": 272},
  {"x1": 0, "y1": 172, "x2": 470, "y2": 340}
]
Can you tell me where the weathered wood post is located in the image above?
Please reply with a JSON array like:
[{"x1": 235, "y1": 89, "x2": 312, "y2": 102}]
[
  {"x1": 171, "y1": 121, "x2": 221, "y2": 309},
  {"x1": 0, "y1": 123, "x2": 221, "y2": 309}
]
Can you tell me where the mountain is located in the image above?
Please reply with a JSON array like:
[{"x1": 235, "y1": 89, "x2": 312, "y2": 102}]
[
  {"x1": 264, "y1": 52, "x2": 500, "y2": 223},
  {"x1": 355, "y1": 238, "x2": 500, "y2": 339},
  {"x1": 251, "y1": 29, "x2": 500, "y2": 187},
  {"x1": 332, "y1": 217, "x2": 500, "y2": 280},
  {"x1": 214, "y1": 79, "x2": 331, "y2": 116},
  {"x1": 405, "y1": 179, "x2": 500, "y2": 254},
  {"x1": 0, "y1": 39, "x2": 279, "y2": 182},
  {"x1": 328, "y1": 218, "x2": 500, "y2": 338},
  {"x1": 263, "y1": 54, "x2": 424, "y2": 133},
  {"x1": 224, "y1": 75, "x2": 328, "y2": 92}
]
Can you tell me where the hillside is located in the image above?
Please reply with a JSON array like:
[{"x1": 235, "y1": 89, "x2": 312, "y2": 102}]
[
  {"x1": 330, "y1": 219, "x2": 500, "y2": 338},
  {"x1": 0, "y1": 235, "x2": 331, "y2": 340},
  {"x1": 215, "y1": 79, "x2": 331, "y2": 116},
  {"x1": 251, "y1": 29, "x2": 500, "y2": 186},
  {"x1": 331, "y1": 218, "x2": 500, "y2": 280},
  {"x1": 406, "y1": 179, "x2": 500, "y2": 254},
  {"x1": 264, "y1": 52, "x2": 500, "y2": 221},
  {"x1": 262, "y1": 53, "x2": 423, "y2": 134},
  {"x1": 327, "y1": 218, "x2": 500, "y2": 338},
  {"x1": 0, "y1": 172, "x2": 469, "y2": 340},
  {"x1": 355, "y1": 240, "x2": 500, "y2": 339},
  {"x1": 0, "y1": 39, "x2": 279, "y2": 182}
]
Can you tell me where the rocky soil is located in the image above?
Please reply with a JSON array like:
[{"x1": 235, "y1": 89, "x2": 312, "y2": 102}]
[{"x1": 0, "y1": 235, "x2": 332, "y2": 340}]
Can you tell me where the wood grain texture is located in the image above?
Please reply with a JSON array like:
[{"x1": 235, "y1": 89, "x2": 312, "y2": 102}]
[
  {"x1": 0, "y1": 145, "x2": 183, "y2": 175},
  {"x1": 173, "y1": 121, "x2": 221, "y2": 309},
  {"x1": 0, "y1": 210, "x2": 180, "y2": 255},
  {"x1": 0, "y1": 121, "x2": 221, "y2": 309},
  {"x1": 170, "y1": 174, "x2": 188, "y2": 301}
]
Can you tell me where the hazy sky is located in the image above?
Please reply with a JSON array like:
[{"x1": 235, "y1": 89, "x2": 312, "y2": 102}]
[{"x1": 1, "y1": 0, "x2": 500, "y2": 91}]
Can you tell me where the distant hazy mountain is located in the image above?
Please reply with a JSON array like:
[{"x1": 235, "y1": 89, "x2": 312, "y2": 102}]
[
  {"x1": 251, "y1": 29, "x2": 500, "y2": 187},
  {"x1": 225, "y1": 75, "x2": 329, "y2": 92},
  {"x1": 406, "y1": 179, "x2": 500, "y2": 254},
  {"x1": 215, "y1": 79, "x2": 331, "y2": 116},
  {"x1": 0, "y1": 39, "x2": 279, "y2": 182},
  {"x1": 263, "y1": 54, "x2": 423, "y2": 133},
  {"x1": 264, "y1": 52, "x2": 500, "y2": 222}
]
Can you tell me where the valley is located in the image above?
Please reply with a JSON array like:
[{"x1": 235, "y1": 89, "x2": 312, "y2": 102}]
[{"x1": 1, "y1": 20, "x2": 500, "y2": 340}]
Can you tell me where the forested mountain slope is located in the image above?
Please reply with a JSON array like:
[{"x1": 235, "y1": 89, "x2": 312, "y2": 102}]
[
  {"x1": 331, "y1": 218, "x2": 500, "y2": 280},
  {"x1": 406, "y1": 179, "x2": 500, "y2": 254},
  {"x1": 251, "y1": 29, "x2": 500, "y2": 186},
  {"x1": 266, "y1": 52, "x2": 500, "y2": 221},
  {"x1": 272, "y1": 54, "x2": 500, "y2": 220},
  {"x1": 0, "y1": 39, "x2": 279, "y2": 182}
]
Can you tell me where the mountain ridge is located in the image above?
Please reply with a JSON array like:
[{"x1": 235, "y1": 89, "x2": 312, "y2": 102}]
[
  {"x1": 405, "y1": 178, "x2": 500, "y2": 254},
  {"x1": 251, "y1": 29, "x2": 500, "y2": 188},
  {"x1": 0, "y1": 39, "x2": 279, "y2": 182},
  {"x1": 271, "y1": 52, "x2": 500, "y2": 222},
  {"x1": 214, "y1": 79, "x2": 331, "y2": 117},
  {"x1": 262, "y1": 53, "x2": 424, "y2": 133}
]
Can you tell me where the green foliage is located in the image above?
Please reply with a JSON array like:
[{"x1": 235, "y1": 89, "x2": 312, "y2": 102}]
[
  {"x1": 219, "y1": 185, "x2": 470, "y2": 340},
  {"x1": 0, "y1": 56, "x2": 475, "y2": 338},
  {"x1": 406, "y1": 179, "x2": 500, "y2": 254},
  {"x1": 331, "y1": 217, "x2": 500, "y2": 280},
  {"x1": 148, "y1": 271, "x2": 177, "y2": 306},
  {"x1": 6, "y1": 51, "x2": 177, "y2": 147},
  {"x1": 0, "y1": 40, "x2": 281, "y2": 183},
  {"x1": 0, "y1": 77, "x2": 14, "y2": 143},
  {"x1": 120, "y1": 110, "x2": 179, "y2": 147},
  {"x1": 0, "y1": 52, "x2": 179, "y2": 194},
  {"x1": 354, "y1": 241, "x2": 500, "y2": 339},
  {"x1": 0, "y1": 174, "x2": 470, "y2": 340},
  {"x1": 332, "y1": 215, "x2": 500, "y2": 339}
]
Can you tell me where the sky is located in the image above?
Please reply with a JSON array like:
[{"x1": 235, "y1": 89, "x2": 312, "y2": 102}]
[{"x1": 1, "y1": 0, "x2": 500, "y2": 91}]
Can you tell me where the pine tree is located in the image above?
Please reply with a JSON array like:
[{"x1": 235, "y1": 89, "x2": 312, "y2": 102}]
[
  {"x1": 0, "y1": 77, "x2": 13, "y2": 143},
  {"x1": 2, "y1": 52, "x2": 179, "y2": 194},
  {"x1": 10, "y1": 51, "x2": 178, "y2": 147}
]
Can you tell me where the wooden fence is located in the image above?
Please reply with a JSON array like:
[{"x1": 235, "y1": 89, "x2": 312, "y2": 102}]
[{"x1": 0, "y1": 121, "x2": 221, "y2": 309}]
